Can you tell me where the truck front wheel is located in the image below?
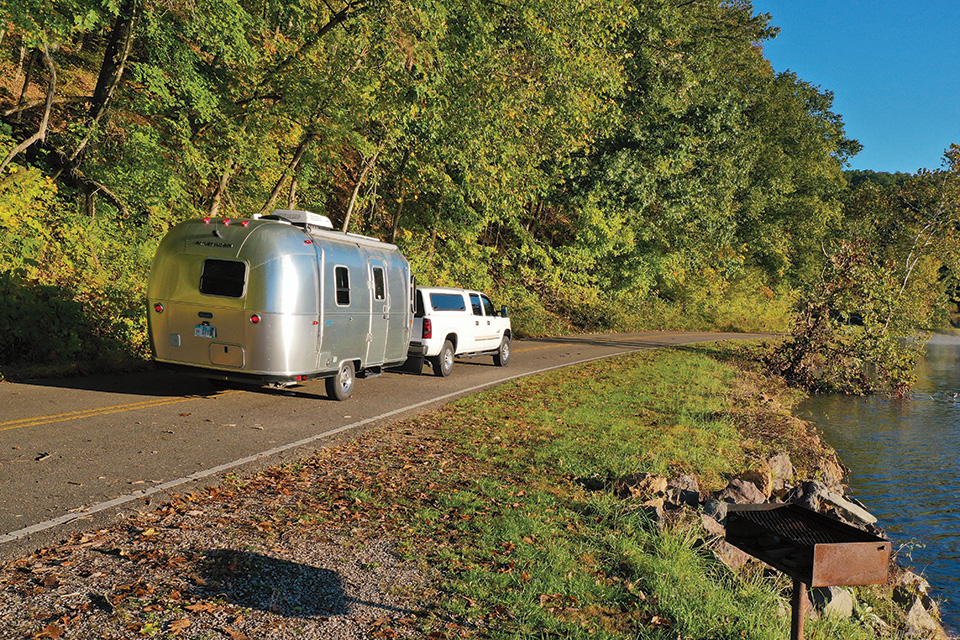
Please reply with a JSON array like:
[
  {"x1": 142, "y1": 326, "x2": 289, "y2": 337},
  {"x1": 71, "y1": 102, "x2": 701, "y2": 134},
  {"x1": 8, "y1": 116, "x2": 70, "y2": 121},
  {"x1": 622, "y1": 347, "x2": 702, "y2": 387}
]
[
  {"x1": 431, "y1": 340, "x2": 455, "y2": 377},
  {"x1": 326, "y1": 360, "x2": 355, "y2": 400}
]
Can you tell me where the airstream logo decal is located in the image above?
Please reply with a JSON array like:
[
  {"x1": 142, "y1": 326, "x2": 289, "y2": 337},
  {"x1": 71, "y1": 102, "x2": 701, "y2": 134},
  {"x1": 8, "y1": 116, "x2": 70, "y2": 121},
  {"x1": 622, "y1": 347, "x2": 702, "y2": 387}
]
[{"x1": 195, "y1": 240, "x2": 235, "y2": 248}]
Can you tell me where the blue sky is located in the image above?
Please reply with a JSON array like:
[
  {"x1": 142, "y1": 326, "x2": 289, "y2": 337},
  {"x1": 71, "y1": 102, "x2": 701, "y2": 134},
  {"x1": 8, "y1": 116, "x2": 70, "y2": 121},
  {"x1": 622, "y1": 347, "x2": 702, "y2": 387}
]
[{"x1": 751, "y1": 1, "x2": 960, "y2": 174}]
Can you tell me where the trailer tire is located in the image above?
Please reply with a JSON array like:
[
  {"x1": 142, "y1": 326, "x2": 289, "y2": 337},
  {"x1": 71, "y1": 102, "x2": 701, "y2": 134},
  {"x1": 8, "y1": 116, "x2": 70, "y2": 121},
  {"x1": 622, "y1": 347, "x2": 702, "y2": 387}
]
[
  {"x1": 430, "y1": 340, "x2": 455, "y2": 377},
  {"x1": 326, "y1": 361, "x2": 355, "y2": 400},
  {"x1": 493, "y1": 336, "x2": 511, "y2": 367}
]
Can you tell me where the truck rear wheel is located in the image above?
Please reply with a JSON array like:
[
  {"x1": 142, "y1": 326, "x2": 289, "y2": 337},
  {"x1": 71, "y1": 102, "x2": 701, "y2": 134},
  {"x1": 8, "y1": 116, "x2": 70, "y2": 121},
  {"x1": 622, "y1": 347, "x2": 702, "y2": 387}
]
[
  {"x1": 493, "y1": 336, "x2": 511, "y2": 367},
  {"x1": 326, "y1": 360, "x2": 355, "y2": 400},
  {"x1": 430, "y1": 340, "x2": 455, "y2": 377}
]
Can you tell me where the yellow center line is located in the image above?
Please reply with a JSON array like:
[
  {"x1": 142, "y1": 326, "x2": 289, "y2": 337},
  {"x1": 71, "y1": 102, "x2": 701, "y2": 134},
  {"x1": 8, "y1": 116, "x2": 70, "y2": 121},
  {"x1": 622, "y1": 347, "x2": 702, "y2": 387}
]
[
  {"x1": 513, "y1": 343, "x2": 575, "y2": 353},
  {"x1": 0, "y1": 391, "x2": 242, "y2": 432}
]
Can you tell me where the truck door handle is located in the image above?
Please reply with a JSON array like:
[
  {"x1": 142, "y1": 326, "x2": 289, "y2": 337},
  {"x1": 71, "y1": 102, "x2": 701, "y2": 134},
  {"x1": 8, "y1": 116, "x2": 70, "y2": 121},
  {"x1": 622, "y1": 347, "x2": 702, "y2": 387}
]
[{"x1": 475, "y1": 321, "x2": 479, "y2": 326}]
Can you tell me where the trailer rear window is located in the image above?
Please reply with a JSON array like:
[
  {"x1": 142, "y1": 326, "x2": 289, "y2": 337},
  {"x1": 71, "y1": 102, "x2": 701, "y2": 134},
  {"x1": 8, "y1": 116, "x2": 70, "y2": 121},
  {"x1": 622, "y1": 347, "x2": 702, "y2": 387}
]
[
  {"x1": 199, "y1": 259, "x2": 247, "y2": 298},
  {"x1": 430, "y1": 293, "x2": 466, "y2": 311}
]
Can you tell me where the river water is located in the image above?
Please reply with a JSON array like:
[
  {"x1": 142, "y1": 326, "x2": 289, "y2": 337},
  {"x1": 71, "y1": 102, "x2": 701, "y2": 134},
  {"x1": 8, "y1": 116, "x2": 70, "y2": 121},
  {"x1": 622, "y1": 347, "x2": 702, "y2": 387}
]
[{"x1": 797, "y1": 336, "x2": 960, "y2": 631}]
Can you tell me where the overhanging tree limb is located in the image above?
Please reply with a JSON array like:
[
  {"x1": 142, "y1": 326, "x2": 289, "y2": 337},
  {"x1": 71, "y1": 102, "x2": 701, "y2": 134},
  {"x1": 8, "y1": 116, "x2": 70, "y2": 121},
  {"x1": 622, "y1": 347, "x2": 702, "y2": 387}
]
[{"x1": 0, "y1": 42, "x2": 55, "y2": 174}]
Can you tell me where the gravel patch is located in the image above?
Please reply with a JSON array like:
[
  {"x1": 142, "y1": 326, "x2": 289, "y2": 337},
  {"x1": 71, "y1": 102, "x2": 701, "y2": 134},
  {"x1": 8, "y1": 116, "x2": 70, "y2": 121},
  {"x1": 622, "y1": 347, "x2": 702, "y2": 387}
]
[{"x1": 0, "y1": 424, "x2": 456, "y2": 640}]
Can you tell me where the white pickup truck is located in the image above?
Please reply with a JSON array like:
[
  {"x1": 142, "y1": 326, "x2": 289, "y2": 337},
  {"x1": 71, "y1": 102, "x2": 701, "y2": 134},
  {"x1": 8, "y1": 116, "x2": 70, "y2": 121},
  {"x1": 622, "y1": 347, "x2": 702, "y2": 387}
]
[{"x1": 406, "y1": 287, "x2": 512, "y2": 376}]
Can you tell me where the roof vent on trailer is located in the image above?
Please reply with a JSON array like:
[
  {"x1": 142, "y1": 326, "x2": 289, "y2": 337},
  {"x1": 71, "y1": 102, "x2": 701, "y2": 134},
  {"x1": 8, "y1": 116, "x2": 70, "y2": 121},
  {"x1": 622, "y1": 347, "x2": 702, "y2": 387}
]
[{"x1": 272, "y1": 209, "x2": 334, "y2": 232}]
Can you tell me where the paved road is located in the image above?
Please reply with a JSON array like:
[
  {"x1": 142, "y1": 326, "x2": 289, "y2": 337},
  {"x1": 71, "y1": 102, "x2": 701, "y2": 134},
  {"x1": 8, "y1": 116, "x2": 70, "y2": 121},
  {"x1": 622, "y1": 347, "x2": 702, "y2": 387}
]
[{"x1": 0, "y1": 331, "x2": 771, "y2": 557}]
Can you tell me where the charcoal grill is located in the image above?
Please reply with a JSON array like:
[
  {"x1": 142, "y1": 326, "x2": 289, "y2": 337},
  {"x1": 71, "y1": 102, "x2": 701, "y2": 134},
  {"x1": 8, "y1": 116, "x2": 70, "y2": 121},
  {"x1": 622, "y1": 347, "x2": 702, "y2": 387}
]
[{"x1": 725, "y1": 503, "x2": 890, "y2": 640}]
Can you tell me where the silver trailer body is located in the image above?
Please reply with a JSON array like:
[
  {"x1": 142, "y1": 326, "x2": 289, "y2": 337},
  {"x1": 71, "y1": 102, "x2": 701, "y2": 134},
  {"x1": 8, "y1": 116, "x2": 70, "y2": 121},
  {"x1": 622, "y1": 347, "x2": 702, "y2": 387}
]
[{"x1": 147, "y1": 212, "x2": 416, "y2": 397}]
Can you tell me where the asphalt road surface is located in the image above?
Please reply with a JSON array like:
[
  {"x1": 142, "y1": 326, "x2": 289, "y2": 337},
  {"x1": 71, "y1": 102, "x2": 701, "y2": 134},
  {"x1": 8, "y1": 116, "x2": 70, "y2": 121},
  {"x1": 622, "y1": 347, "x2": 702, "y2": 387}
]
[{"x1": 0, "y1": 331, "x2": 772, "y2": 558}]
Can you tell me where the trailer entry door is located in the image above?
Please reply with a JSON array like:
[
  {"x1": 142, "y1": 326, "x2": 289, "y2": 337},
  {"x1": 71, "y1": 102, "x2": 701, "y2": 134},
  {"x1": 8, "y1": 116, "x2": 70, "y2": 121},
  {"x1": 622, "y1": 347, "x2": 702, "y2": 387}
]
[{"x1": 367, "y1": 258, "x2": 389, "y2": 365}]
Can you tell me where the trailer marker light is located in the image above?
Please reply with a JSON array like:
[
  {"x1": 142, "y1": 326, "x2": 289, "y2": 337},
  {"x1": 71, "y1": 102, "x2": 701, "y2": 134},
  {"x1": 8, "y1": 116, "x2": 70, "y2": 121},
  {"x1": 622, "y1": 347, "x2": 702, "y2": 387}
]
[
  {"x1": 203, "y1": 217, "x2": 211, "y2": 224},
  {"x1": 241, "y1": 220, "x2": 250, "y2": 227},
  {"x1": 250, "y1": 314, "x2": 261, "y2": 324},
  {"x1": 222, "y1": 218, "x2": 230, "y2": 226},
  {"x1": 154, "y1": 303, "x2": 164, "y2": 313},
  {"x1": 304, "y1": 239, "x2": 312, "y2": 245}
]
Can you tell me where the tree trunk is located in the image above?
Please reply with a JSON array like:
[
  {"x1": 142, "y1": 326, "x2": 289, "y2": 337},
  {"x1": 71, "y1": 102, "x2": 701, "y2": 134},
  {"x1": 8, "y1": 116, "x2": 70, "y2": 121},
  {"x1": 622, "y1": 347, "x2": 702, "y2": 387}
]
[
  {"x1": 14, "y1": 48, "x2": 38, "y2": 124},
  {"x1": 287, "y1": 172, "x2": 299, "y2": 209},
  {"x1": 258, "y1": 132, "x2": 316, "y2": 216},
  {"x1": 60, "y1": 0, "x2": 139, "y2": 174},
  {"x1": 208, "y1": 159, "x2": 238, "y2": 217},
  {"x1": 342, "y1": 140, "x2": 386, "y2": 233},
  {"x1": 389, "y1": 146, "x2": 411, "y2": 243}
]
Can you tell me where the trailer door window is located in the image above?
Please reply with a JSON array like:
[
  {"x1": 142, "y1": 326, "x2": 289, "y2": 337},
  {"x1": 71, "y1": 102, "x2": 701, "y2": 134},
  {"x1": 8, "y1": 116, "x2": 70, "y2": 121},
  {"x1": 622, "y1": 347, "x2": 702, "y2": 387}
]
[
  {"x1": 335, "y1": 266, "x2": 350, "y2": 306},
  {"x1": 373, "y1": 267, "x2": 386, "y2": 301},
  {"x1": 199, "y1": 259, "x2": 247, "y2": 298}
]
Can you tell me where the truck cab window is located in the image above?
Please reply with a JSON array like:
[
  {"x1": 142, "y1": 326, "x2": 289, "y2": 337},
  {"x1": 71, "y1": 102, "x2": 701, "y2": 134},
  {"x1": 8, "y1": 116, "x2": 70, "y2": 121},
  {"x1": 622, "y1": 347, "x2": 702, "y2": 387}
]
[
  {"x1": 335, "y1": 266, "x2": 350, "y2": 306},
  {"x1": 469, "y1": 293, "x2": 483, "y2": 316},
  {"x1": 481, "y1": 295, "x2": 496, "y2": 317},
  {"x1": 430, "y1": 293, "x2": 466, "y2": 311},
  {"x1": 199, "y1": 259, "x2": 247, "y2": 298}
]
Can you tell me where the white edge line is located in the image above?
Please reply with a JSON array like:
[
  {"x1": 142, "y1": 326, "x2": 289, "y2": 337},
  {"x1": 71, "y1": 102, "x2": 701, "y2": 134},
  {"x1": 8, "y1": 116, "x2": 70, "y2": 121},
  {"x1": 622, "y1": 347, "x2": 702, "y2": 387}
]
[{"x1": 1, "y1": 337, "x2": 730, "y2": 544}]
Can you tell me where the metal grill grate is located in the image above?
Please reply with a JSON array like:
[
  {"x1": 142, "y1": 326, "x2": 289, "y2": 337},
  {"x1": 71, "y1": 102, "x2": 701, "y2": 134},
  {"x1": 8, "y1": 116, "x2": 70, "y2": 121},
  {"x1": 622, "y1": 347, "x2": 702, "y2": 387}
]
[{"x1": 734, "y1": 507, "x2": 855, "y2": 546}]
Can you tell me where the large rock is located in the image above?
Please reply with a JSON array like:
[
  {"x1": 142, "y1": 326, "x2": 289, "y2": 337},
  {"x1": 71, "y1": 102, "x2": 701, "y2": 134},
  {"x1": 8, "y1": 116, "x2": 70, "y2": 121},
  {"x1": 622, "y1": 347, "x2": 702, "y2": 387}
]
[
  {"x1": 811, "y1": 586, "x2": 854, "y2": 619},
  {"x1": 718, "y1": 478, "x2": 766, "y2": 505},
  {"x1": 666, "y1": 474, "x2": 701, "y2": 508},
  {"x1": 894, "y1": 569, "x2": 941, "y2": 619},
  {"x1": 738, "y1": 469, "x2": 773, "y2": 498},
  {"x1": 904, "y1": 597, "x2": 950, "y2": 639},
  {"x1": 614, "y1": 472, "x2": 667, "y2": 504},
  {"x1": 817, "y1": 456, "x2": 846, "y2": 490},
  {"x1": 767, "y1": 452, "x2": 795, "y2": 493},
  {"x1": 783, "y1": 480, "x2": 878, "y2": 527}
]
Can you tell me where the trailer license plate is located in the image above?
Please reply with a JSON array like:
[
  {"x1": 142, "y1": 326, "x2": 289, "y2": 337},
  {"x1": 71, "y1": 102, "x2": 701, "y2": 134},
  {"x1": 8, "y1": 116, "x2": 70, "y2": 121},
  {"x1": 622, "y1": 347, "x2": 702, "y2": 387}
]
[{"x1": 195, "y1": 324, "x2": 216, "y2": 338}]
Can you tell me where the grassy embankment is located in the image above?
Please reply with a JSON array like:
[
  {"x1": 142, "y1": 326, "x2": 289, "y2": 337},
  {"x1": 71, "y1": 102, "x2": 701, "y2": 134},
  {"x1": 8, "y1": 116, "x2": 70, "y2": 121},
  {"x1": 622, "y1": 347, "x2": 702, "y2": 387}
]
[{"x1": 4, "y1": 344, "x2": 905, "y2": 639}]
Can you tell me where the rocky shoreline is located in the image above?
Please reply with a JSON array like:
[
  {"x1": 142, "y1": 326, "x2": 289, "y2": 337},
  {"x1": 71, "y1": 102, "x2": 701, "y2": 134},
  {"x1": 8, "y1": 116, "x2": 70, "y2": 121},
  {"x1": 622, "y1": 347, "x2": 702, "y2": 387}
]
[{"x1": 613, "y1": 440, "x2": 953, "y2": 639}]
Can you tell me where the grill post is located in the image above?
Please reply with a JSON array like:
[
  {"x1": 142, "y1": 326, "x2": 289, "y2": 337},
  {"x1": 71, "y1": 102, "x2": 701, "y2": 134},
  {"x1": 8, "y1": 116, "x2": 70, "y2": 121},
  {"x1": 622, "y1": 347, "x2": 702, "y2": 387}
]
[{"x1": 790, "y1": 578, "x2": 808, "y2": 640}]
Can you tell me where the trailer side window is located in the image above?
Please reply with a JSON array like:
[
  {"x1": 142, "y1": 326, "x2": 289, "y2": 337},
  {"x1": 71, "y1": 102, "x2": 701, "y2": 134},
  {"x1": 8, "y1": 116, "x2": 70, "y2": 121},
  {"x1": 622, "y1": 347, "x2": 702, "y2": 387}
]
[
  {"x1": 335, "y1": 266, "x2": 350, "y2": 306},
  {"x1": 199, "y1": 259, "x2": 247, "y2": 298}
]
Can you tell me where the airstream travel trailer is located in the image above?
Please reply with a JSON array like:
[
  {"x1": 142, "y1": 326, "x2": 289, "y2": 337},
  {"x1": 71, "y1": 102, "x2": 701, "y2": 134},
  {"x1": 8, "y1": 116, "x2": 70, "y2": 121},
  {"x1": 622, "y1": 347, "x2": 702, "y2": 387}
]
[{"x1": 146, "y1": 210, "x2": 419, "y2": 400}]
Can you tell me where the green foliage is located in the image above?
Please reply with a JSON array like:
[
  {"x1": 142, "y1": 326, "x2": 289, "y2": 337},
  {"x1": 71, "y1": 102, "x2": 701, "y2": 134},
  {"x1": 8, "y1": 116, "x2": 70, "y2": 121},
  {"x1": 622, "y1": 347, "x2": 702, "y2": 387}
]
[
  {"x1": 0, "y1": 0, "x2": 945, "y2": 380},
  {"x1": 767, "y1": 147, "x2": 960, "y2": 396},
  {"x1": 764, "y1": 239, "x2": 927, "y2": 395}
]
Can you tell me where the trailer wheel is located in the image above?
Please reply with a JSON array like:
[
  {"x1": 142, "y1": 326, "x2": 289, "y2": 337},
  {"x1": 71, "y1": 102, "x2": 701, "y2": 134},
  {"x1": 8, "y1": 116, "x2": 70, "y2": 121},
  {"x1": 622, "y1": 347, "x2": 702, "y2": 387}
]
[
  {"x1": 326, "y1": 361, "x2": 355, "y2": 400},
  {"x1": 430, "y1": 340, "x2": 455, "y2": 377},
  {"x1": 493, "y1": 336, "x2": 511, "y2": 367}
]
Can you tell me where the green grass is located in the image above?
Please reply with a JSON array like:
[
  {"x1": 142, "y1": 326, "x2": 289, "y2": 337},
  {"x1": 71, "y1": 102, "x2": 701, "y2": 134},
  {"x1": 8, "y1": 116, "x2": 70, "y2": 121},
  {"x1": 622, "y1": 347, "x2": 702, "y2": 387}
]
[{"x1": 404, "y1": 348, "x2": 891, "y2": 639}]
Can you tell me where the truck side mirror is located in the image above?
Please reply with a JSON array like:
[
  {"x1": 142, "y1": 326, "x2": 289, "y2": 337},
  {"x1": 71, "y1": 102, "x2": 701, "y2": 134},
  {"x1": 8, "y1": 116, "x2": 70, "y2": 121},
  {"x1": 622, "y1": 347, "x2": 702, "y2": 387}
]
[{"x1": 501, "y1": 305, "x2": 509, "y2": 318}]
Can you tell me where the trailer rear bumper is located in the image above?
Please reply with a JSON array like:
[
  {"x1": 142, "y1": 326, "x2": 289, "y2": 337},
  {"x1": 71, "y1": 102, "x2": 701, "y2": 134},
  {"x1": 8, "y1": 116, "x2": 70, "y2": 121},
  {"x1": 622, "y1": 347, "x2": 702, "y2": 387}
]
[{"x1": 156, "y1": 361, "x2": 330, "y2": 386}]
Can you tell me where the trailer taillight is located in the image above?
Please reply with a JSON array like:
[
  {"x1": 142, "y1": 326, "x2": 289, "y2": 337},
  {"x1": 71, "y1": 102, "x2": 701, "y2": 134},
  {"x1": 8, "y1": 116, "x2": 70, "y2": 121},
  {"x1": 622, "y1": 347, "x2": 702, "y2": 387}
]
[
  {"x1": 423, "y1": 318, "x2": 432, "y2": 339},
  {"x1": 250, "y1": 314, "x2": 261, "y2": 324},
  {"x1": 153, "y1": 303, "x2": 164, "y2": 313}
]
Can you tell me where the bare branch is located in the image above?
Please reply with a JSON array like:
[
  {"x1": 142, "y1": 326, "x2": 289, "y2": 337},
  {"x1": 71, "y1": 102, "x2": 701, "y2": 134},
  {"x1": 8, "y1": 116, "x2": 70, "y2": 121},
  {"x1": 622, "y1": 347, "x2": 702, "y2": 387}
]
[{"x1": 0, "y1": 43, "x2": 56, "y2": 174}]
